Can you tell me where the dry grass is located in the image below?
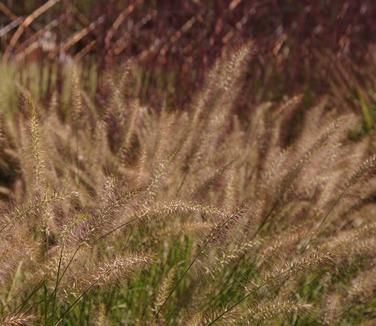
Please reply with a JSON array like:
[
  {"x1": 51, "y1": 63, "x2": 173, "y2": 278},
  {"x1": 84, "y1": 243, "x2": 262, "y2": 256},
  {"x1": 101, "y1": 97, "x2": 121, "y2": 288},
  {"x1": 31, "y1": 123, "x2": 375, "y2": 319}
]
[{"x1": 0, "y1": 45, "x2": 375, "y2": 325}]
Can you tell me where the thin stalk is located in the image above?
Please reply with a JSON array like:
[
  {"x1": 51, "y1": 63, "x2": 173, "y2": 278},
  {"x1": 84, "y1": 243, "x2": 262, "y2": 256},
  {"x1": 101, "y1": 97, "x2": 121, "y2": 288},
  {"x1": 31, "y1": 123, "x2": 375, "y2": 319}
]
[
  {"x1": 51, "y1": 244, "x2": 64, "y2": 324},
  {"x1": 14, "y1": 280, "x2": 45, "y2": 314},
  {"x1": 54, "y1": 278, "x2": 101, "y2": 325}
]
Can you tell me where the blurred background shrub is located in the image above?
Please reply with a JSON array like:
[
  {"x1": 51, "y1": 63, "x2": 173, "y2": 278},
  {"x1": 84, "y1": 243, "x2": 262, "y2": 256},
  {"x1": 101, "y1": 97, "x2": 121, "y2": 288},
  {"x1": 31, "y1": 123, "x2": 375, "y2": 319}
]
[{"x1": 1, "y1": 0, "x2": 376, "y2": 109}]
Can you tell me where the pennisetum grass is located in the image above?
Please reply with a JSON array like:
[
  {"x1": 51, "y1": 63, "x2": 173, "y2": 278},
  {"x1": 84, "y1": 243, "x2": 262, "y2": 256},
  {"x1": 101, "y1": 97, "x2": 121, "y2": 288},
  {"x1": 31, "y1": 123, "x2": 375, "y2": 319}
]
[{"x1": 0, "y1": 45, "x2": 376, "y2": 325}]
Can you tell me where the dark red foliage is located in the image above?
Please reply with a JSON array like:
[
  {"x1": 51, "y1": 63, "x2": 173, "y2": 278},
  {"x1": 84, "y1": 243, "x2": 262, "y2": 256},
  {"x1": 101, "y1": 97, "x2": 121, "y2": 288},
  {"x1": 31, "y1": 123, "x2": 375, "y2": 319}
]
[{"x1": 1, "y1": 1, "x2": 375, "y2": 106}]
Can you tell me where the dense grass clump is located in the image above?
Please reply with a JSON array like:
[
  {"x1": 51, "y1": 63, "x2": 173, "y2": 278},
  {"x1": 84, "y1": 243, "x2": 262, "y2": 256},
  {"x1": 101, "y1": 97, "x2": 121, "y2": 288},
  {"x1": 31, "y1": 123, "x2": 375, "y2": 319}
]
[{"x1": 0, "y1": 46, "x2": 376, "y2": 325}]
